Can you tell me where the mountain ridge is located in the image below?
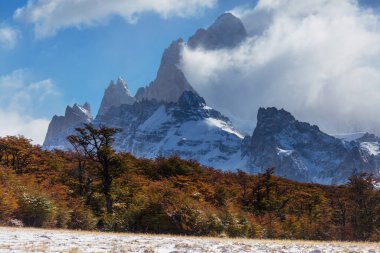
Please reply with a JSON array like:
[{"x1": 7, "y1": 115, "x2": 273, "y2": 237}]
[{"x1": 42, "y1": 13, "x2": 380, "y2": 184}]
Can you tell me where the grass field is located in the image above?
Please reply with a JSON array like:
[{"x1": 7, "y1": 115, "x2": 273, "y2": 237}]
[{"x1": 0, "y1": 227, "x2": 379, "y2": 253}]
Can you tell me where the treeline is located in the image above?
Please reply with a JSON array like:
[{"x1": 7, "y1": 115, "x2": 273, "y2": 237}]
[{"x1": 0, "y1": 125, "x2": 379, "y2": 241}]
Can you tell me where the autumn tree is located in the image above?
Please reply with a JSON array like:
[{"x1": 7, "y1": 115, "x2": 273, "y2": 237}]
[
  {"x1": 346, "y1": 172, "x2": 379, "y2": 240},
  {"x1": 0, "y1": 136, "x2": 34, "y2": 173},
  {"x1": 68, "y1": 124, "x2": 121, "y2": 214}
]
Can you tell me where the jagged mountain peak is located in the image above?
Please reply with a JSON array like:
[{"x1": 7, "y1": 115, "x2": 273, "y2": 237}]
[
  {"x1": 135, "y1": 39, "x2": 195, "y2": 103},
  {"x1": 188, "y1": 12, "x2": 247, "y2": 50},
  {"x1": 107, "y1": 77, "x2": 132, "y2": 96},
  {"x1": 66, "y1": 103, "x2": 93, "y2": 120},
  {"x1": 247, "y1": 107, "x2": 379, "y2": 184},
  {"x1": 257, "y1": 107, "x2": 296, "y2": 126},
  {"x1": 43, "y1": 102, "x2": 93, "y2": 148},
  {"x1": 136, "y1": 13, "x2": 247, "y2": 104},
  {"x1": 161, "y1": 39, "x2": 184, "y2": 66},
  {"x1": 213, "y1": 13, "x2": 246, "y2": 31},
  {"x1": 98, "y1": 77, "x2": 135, "y2": 116},
  {"x1": 83, "y1": 102, "x2": 91, "y2": 112},
  {"x1": 42, "y1": 11, "x2": 380, "y2": 184}
]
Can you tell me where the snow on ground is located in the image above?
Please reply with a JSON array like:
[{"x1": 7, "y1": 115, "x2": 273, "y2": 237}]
[{"x1": 0, "y1": 227, "x2": 379, "y2": 253}]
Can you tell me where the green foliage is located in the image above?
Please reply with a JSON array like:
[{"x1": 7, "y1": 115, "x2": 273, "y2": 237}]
[
  {"x1": 17, "y1": 192, "x2": 55, "y2": 227},
  {"x1": 68, "y1": 202, "x2": 96, "y2": 230}
]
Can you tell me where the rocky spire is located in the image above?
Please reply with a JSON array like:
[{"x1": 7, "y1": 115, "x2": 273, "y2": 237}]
[
  {"x1": 135, "y1": 39, "x2": 196, "y2": 103},
  {"x1": 188, "y1": 12, "x2": 247, "y2": 50},
  {"x1": 97, "y1": 77, "x2": 135, "y2": 116},
  {"x1": 43, "y1": 103, "x2": 93, "y2": 148},
  {"x1": 135, "y1": 13, "x2": 247, "y2": 104}
]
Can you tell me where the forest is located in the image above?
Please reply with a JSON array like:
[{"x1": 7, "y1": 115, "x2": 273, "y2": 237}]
[{"x1": 0, "y1": 124, "x2": 379, "y2": 241}]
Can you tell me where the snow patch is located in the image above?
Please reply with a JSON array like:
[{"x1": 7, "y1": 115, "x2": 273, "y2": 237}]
[
  {"x1": 360, "y1": 142, "x2": 380, "y2": 156},
  {"x1": 277, "y1": 148, "x2": 294, "y2": 156},
  {"x1": 138, "y1": 106, "x2": 171, "y2": 131},
  {"x1": 205, "y1": 118, "x2": 244, "y2": 139}
]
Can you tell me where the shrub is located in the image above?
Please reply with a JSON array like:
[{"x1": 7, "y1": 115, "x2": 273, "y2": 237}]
[
  {"x1": 68, "y1": 203, "x2": 96, "y2": 230},
  {"x1": 17, "y1": 192, "x2": 55, "y2": 227}
]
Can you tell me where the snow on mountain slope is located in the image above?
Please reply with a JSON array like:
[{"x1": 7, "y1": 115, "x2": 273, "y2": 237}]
[
  {"x1": 245, "y1": 107, "x2": 379, "y2": 184},
  {"x1": 360, "y1": 142, "x2": 380, "y2": 156},
  {"x1": 42, "y1": 12, "x2": 380, "y2": 184},
  {"x1": 43, "y1": 98, "x2": 380, "y2": 183},
  {"x1": 96, "y1": 91, "x2": 246, "y2": 171}
]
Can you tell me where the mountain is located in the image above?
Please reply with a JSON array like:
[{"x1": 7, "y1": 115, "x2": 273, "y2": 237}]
[
  {"x1": 43, "y1": 103, "x2": 93, "y2": 149},
  {"x1": 42, "y1": 13, "x2": 380, "y2": 184},
  {"x1": 135, "y1": 12, "x2": 247, "y2": 103},
  {"x1": 244, "y1": 108, "x2": 379, "y2": 184},
  {"x1": 97, "y1": 91, "x2": 245, "y2": 170},
  {"x1": 43, "y1": 96, "x2": 380, "y2": 184},
  {"x1": 188, "y1": 13, "x2": 247, "y2": 50},
  {"x1": 135, "y1": 39, "x2": 196, "y2": 103},
  {"x1": 98, "y1": 77, "x2": 135, "y2": 116}
]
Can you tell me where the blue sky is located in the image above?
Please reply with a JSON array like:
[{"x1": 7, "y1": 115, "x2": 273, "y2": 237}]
[
  {"x1": 0, "y1": 0, "x2": 255, "y2": 143},
  {"x1": 1, "y1": 0, "x2": 380, "y2": 144},
  {"x1": 0, "y1": 0, "x2": 252, "y2": 114}
]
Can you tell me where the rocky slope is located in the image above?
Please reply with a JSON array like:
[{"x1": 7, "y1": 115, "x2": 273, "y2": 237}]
[
  {"x1": 244, "y1": 108, "x2": 379, "y2": 184},
  {"x1": 135, "y1": 39, "x2": 195, "y2": 103},
  {"x1": 97, "y1": 91, "x2": 245, "y2": 170},
  {"x1": 43, "y1": 103, "x2": 92, "y2": 149}
]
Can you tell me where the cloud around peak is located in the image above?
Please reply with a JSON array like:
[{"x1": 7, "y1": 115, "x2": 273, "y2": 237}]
[
  {"x1": 181, "y1": 0, "x2": 380, "y2": 134},
  {"x1": 14, "y1": 0, "x2": 217, "y2": 38}
]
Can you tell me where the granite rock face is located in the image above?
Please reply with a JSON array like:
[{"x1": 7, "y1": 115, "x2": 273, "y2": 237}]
[
  {"x1": 244, "y1": 107, "x2": 379, "y2": 184},
  {"x1": 43, "y1": 103, "x2": 93, "y2": 149},
  {"x1": 135, "y1": 39, "x2": 196, "y2": 103},
  {"x1": 188, "y1": 13, "x2": 247, "y2": 50},
  {"x1": 136, "y1": 13, "x2": 247, "y2": 103},
  {"x1": 98, "y1": 77, "x2": 135, "y2": 116}
]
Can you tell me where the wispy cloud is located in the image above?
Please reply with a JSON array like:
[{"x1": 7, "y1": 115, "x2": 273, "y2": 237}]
[
  {"x1": 181, "y1": 0, "x2": 380, "y2": 134},
  {"x1": 14, "y1": 0, "x2": 217, "y2": 38},
  {"x1": 0, "y1": 70, "x2": 60, "y2": 144},
  {"x1": 0, "y1": 24, "x2": 19, "y2": 49}
]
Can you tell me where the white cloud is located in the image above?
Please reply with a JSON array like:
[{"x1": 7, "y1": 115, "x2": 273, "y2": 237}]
[
  {"x1": 181, "y1": 0, "x2": 380, "y2": 135},
  {"x1": 0, "y1": 110, "x2": 50, "y2": 145},
  {"x1": 0, "y1": 70, "x2": 60, "y2": 144},
  {"x1": 14, "y1": 0, "x2": 217, "y2": 38},
  {"x1": 0, "y1": 24, "x2": 19, "y2": 49}
]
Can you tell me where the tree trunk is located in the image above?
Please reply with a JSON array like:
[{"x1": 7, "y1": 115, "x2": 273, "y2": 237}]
[{"x1": 105, "y1": 193, "x2": 113, "y2": 214}]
